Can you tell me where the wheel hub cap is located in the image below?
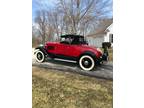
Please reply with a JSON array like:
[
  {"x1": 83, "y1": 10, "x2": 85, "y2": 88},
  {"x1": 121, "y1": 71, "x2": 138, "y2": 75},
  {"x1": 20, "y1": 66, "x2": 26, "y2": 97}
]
[
  {"x1": 37, "y1": 53, "x2": 42, "y2": 60},
  {"x1": 84, "y1": 60, "x2": 89, "y2": 65}
]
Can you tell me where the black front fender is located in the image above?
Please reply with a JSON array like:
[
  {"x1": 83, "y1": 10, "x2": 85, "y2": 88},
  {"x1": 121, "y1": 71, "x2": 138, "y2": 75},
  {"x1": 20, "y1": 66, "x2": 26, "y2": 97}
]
[{"x1": 35, "y1": 46, "x2": 48, "y2": 55}]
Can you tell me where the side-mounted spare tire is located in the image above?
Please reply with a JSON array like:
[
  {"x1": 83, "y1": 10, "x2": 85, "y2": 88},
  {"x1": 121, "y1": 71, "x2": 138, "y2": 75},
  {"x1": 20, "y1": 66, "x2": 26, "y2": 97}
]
[{"x1": 79, "y1": 55, "x2": 95, "y2": 71}]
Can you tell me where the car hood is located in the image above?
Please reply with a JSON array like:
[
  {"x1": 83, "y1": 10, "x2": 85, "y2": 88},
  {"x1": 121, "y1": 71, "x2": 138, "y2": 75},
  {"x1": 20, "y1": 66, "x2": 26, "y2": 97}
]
[{"x1": 81, "y1": 45, "x2": 97, "y2": 49}]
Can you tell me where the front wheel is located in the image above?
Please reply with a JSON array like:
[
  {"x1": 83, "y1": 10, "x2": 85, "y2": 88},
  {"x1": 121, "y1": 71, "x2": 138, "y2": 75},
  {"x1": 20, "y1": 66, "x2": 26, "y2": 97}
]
[
  {"x1": 79, "y1": 55, "x2": 95, "y2": 71},
  {"x1": 35, "y1": 50, "x2": 45, "y2": 63}
]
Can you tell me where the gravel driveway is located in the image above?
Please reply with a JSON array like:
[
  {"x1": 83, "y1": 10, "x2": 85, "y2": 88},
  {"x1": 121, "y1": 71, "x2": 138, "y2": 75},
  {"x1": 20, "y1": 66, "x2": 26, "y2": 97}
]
[{"x1": 32, "y1": 48, "x2": 113, "y2": 80}]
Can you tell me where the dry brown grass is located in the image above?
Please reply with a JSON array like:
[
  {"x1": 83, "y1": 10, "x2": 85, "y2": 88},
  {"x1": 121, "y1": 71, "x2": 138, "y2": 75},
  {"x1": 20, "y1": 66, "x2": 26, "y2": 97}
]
[
  {"x1": 108, "y1": 48, "x2": 113, "y2": 61},
  {"x1": 32, "y1": 66, "x2": 113, "y2": 108}
]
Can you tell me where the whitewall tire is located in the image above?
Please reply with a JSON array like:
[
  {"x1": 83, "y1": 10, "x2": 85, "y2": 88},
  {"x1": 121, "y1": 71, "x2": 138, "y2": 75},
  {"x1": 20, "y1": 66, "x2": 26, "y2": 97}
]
[
  {"x1": 79, "y1": 55, "x2": 95, "y2": 71},
  {"x1": 35, "y1": 50, "x2": 45, "y2": 63}
]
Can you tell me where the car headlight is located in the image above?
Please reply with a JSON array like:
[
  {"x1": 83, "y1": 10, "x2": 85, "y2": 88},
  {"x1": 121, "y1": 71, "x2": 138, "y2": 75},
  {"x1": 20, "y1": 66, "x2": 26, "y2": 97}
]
[
  {"x1": 39, "y1": 44, "x2": 44, "y2": 47},
  {"x1": 97, "y1": 48, "x2": 103, "y2": 53}
]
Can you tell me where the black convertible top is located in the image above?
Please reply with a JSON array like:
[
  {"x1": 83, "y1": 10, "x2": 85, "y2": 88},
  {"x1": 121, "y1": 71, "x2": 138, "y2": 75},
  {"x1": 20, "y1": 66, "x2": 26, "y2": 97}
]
[{"x1": 60, "y1": 34, "x2": 84, "y2": 38}]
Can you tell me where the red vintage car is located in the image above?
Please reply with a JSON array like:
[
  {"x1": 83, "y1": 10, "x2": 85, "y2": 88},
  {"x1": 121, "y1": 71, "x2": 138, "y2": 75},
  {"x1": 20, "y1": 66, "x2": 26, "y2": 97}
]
[{"x1": 34, "y1": 34, "x2": 107, "y2": 71}]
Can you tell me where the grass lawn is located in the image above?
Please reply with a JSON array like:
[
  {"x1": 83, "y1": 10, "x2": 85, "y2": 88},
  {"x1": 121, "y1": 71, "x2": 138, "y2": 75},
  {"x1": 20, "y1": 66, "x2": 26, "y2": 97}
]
[
  {"x1": 32, "y1": 66, "x2": 113, "y2": 108},
  {"x1": 108, "y1": 48, "x2": 113, "y2": 61}
]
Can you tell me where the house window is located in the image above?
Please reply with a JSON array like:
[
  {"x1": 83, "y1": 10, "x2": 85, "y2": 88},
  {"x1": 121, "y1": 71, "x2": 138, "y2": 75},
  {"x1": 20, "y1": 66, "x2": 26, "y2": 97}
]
[{"x1": 109, "y1": 34, "x2": 113, "y2": 43}]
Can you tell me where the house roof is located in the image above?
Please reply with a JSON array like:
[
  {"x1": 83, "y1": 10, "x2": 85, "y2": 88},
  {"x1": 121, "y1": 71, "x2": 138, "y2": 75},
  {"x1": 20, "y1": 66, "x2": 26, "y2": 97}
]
[
  {"x1": 105, "y1": 23, "x2": 113, "y2": 32},
  {"x1": 86, "y1": 18, "x2": 113, "y2": 38},
  {"x1": 86, "y1": 33, "x2": 105, "y2": 38}
]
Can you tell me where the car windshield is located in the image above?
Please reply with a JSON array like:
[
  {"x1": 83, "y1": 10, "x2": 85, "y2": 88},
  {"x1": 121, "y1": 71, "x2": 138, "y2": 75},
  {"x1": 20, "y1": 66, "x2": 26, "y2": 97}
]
[{"x1": 60, "y1": 37, "x2": 73, "y2": 44}]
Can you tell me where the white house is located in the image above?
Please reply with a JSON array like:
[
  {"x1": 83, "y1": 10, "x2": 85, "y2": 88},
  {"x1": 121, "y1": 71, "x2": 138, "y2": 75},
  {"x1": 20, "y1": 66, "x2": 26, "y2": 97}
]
[
  {"x1": 87, "y1": 34, "x2": 105, "y2": 47},
  {"x1": 87, "y1": 23, "x2": 113, "y2": 48},
  {"x1": 104, "y1": 23, "x2": 113, "y2": 46}
]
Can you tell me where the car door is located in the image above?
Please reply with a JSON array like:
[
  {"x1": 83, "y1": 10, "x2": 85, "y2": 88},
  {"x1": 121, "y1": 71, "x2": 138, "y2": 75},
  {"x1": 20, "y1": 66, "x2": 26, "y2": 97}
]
[
  {"x1": 66, "y1": 44, "x2": 81, "y2": 57},
  {"x1": 56, "y1": 43, "x2": 76, "y2": 57},
  {"x1": 55, "y1": 43, "x2": 70, "y2": 56}
]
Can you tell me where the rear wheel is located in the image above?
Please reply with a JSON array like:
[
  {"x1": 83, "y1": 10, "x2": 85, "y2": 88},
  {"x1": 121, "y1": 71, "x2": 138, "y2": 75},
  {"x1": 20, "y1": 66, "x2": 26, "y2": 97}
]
[
  {"x1": 79, "y1": 55, "x2": 95, "y2": 71},
  {"x1": 35, "y1": 50, "x2": 45, "y2": 63}
]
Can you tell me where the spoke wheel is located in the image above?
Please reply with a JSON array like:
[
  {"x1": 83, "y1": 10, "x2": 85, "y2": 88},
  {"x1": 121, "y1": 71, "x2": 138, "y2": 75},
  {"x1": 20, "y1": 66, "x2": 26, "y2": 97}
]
[{"x1": 35, "y1": 50, "x2": 45, "y2": 63}]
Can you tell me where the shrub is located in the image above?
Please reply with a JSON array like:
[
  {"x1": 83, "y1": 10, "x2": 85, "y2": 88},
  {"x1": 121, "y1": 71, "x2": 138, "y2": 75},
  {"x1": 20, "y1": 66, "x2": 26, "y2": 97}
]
[{"x1": 102, "y1": 42, "x2": 111, "y2": 48}]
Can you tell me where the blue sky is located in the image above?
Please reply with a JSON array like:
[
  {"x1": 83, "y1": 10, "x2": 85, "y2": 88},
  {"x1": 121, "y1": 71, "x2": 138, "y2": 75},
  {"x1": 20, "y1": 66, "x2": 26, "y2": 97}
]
[
  {"x1": 32, "y1": 0, "x2": 57, "y2": 21},
  {"x1": 32, "y1": 0, "x2": 113, "y2": 21}
]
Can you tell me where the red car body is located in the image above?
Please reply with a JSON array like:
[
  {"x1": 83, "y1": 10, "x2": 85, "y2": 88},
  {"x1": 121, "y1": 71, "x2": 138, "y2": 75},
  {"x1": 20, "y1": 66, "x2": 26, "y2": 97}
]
[
  {"x1": 35, "y1": 34, "x2": 106, "y2": 71},
  {"x1": 44, "y1": 42, "x2": 102, "y2": 59}
]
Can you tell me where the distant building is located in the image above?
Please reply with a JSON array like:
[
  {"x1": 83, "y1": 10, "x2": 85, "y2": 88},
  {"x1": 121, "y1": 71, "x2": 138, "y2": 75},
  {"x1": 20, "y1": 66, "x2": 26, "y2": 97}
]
[
  {"x1": 87, "y1": 22, "x2": 113, "y2": 48},
  {"x1": 104, "y1": 23, "x2": 113, "y2": 46}
]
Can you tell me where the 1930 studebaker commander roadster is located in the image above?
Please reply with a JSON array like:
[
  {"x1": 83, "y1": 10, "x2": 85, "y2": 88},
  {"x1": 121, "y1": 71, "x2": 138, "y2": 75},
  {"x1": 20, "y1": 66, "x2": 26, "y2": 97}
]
[{"x1": 34, "y1": 34, "x2": 108, "y2": 71}]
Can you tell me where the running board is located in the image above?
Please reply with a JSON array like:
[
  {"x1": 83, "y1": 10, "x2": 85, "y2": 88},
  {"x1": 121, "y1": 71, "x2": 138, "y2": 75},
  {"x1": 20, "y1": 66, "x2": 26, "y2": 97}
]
[{"x1": 54, "y1": 58, "x2": 77, "y2": 63}]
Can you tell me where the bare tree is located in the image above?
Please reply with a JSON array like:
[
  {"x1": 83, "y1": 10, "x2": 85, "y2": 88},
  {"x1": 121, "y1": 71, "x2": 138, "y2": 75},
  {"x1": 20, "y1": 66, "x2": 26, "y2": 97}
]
[
  {"x1": 57, "y1": 0, "x2": 112, "y2": 35},
  {"x1": 35, "y1": 10, "x2": 48, "y2": 44},
  {"x1": 33, "y1": 0, "x2": 112, "y2": 43},
  {"x1": 47, "y1": 10, "x2": 61, "y2": 39}
]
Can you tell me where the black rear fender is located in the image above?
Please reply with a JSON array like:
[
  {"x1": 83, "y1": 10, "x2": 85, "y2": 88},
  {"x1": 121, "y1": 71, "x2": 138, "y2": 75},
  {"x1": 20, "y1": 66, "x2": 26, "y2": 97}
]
[{"x1": 78, "y1": 51, "x2": 97, "y2": 61}]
